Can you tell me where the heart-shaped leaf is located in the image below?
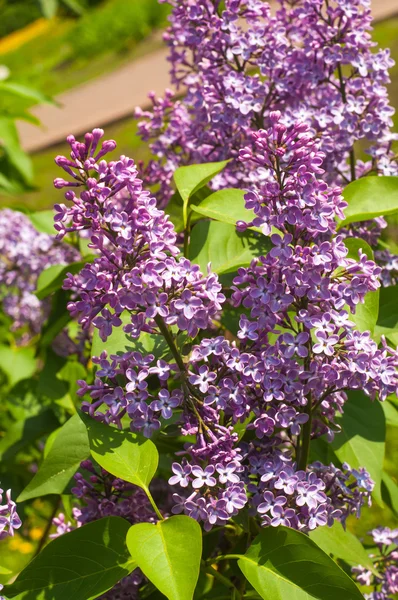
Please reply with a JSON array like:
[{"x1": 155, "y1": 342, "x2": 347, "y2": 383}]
[
  {"x1": 0, "y1": 410, "x2": 59, "y2": 462},
  {"x1": 191, "y1": 188, "x2": 259, "y2": 229},
  {"x1": 343, "y1": 237, "x2": 374, "y2": 261},
  {"x1": 343, "y1": 237, "x2": 379, "y2": 334},
  {"x1": 5, "y1": 517, "x2": 135, "y2": 600},
  {"x1": 339, "y1": 176, "x2": 398, "y2": 227},
  {"x1": 238, "y1": 526, "x2": 363, "y2": 599},
  {"x1": 36, "y1": 261, "x2": 92, "y2": 300},
  {"x1": 127, "y1": 515, "x2": 202, "y2": 600},
  {"x1": 91, "y1": 310, "x2": 168, "y2": 359},
  {"x1": 0, "y1": 117, "x2": 33, "y2": 183},
  {"x1": 309, "y1": 521, "x2": 377, "y2": 574},
  {"x1": 0, "y1": 344, "x2": 36, "y2": 386},
  {"x1": 189, "y1": 220, "x2": 269, "y2": 274},
  {"x1": 381, "y1": 398, "x2": 398, "y2": 427},
  {"x1": 81, "y1": 413, "x2": 158, "y2": 491},
  {"x1": 331, "y1": 390, "x2": 385, "y2": 504},
  {"x1": 27, "y1": 210, "x2": 56, "y2": 235},
  {"x1": 381, "y1": 471, "x2": 398, "y2": 517},
  {"x1": 374, "y1": 284, "x2": 398, "y2": 346},
  {"x1": 18, "y1": 413, "x2": 89, "y2": 502},
  {"x1": 174, "y1": 160, "x2": 229, "y2": 226},
  {"x1": 0, "y1": 81, "x2": 54, "y2": 105}
]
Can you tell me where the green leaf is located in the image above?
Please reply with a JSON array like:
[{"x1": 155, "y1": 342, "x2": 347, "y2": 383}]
[
  {"x1": 81, "y1": 413, "x2": 158, "y2": 491},
  {"x1": 35, "y1": 261, "x2": 89, "y2": 300},
  {"x1": 331, "y1": 390, "x2": 385, "y2": 504},
  {"x1": 0, "y1": 344, "x2": 36, "y2": 386},
  {"x1": 0, "y1": 82, "x2": 53, "y2": 106},
  {"x1": 174, "y1": 161, "x2": 230, "y2": 203},
  {"x1": 0, "y1": 171, "x2": 27, "y2": 194},
  {"x1": 78, "y1": 236, "x2": 93, "y2": 257},
  {"x1": 339, "y1": 176, "x2": 398, "y2": 228},
  {"x1": 44, "y1": 427, "x2": 62, "y2": 458},
  {"x1": 308, "y1": 522, "x2": 377, "y2": 574},
  {"x1": 343, "y1": 237, "x2": 374, "y2": 261},
  {"x1": 127, "y1": 515, "x2": 202, "y2": 600},
  {"x1": 91, "y1": 311, "x2": 168, "y2": 359},
  {"x1": 0, "y1": 117, "x2": 33, "y2": 184},
  {"x1": 374, "y1": 284, "x2": 398, "y2": 346},
  {"x1": 57, "y1": 358, "x2": 86, "y2": 404},
  {"x1": 38, "y1": 0, "x2": 58, "y2": 18},
  {"x1": 189, "y1": 220, "x2": 268, "y2": 274},
  {"x1": 381, "y1": 398, "x2": 398, "y2": 427},
  {"x1": 191, "y1": 188, "x2": 259, "y2": 229},
  {"x1": 5, "y1": 517, "x2": 135, "y2": 600},
  {"x1": 166, "y1": 190, "x2": 205, "y2": 233},
  {"x1": 343, "y1": 237, "x2": 379, "y2": 334},
  {"x1": 17, "y1": 413, "x2": 89, "y2": 502},
  {"x1": 0, "y1": 410, "x2": 59, "y2": 462},
  {"x1": 381, "y1": 471, "x2": 398, "y2": 517},
  {"x1": 174, "y1": 160, "x2": 229, "y2": 227},
  {"x1": 61, "y1": 0, "x2": 85, "y2": 15},
  {"x1": 238, "y1": 526, "x2": 363, "y2": 600},
  {"x1": 27, "y1": 210, "x2": 56, "y2": 235},
  {"x1": 351, "y1": 288, "x2": 379, "y2": 334},
  {"x1": 40, "y1": 290, "x2": 71, "y2": 348},
  {"x1": 8, "y1": 110, "x2": 41, "y2": 126}
]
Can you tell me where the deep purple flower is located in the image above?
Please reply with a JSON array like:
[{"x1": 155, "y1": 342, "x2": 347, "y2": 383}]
[
  {"x1": 150, "y1": 389, "x2": 181, "y2": 419},
  {"x1": 281, "y1": 332, "x2": 309, "y2": 359}
]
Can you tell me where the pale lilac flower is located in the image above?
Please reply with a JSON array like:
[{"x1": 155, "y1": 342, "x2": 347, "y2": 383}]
[
  {"x1": 313, "y1": 331, "x2": 339, "y2": 356},
  {"x1": 189, "y1": 365, "x2": 217, "y2": 393},
  {"x1": 191, "y1": 466, "x2": 217, "y2": 489},
  {"x1": 150, "y1": 389, "x2": 181, "y2": 419},
  {"x1": 216, "y1": 462, "x2": 240, "y2": 484},
  {"x1": 169, "y1": 463, "x2": 191, "y2": 488}
]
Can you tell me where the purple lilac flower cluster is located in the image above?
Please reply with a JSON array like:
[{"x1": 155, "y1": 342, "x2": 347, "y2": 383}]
[
  {"x1": 233, "y1": 114, "x2": 398, "y2": 410},
  {"x1": 54, "y1": 121, "x2": 398, "y2": 533},
  {"x1": 166, "y1": 333, "x2": 374, "y2": 531},
  {"x1": 352, "y1": 527, "x2": 398, "y2": 599},
  {"x1": 136, "y1": 0, "x2": 398, "y2": 286},
  {"x1": 54, "y1": 129, "x2": 224, "y2": 343},
  {"x1": 78, "y1": 349, "x2": 183, "y2": 434},
  {"x1": 0, "y1": 209, "x2": 78, "y2": 342},
  {"x1": 136, "y1": 0, "x2": 397, "y2": 203},
  {"x1": 0, "y1": 488, "x2": 21, "y2": 540}
]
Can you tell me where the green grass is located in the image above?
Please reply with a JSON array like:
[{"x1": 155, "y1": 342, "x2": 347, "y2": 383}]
[
  {"x1": 0, "y1": 22, "x2": 164, "y2": 100},
  {"x1": 0, "y1": 0, "x2": 168, "y2": 98}
]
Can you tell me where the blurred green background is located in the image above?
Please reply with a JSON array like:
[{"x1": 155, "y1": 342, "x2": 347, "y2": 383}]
[{"x1": 0, "y1": 0, "x2": 169, "y2": 205}]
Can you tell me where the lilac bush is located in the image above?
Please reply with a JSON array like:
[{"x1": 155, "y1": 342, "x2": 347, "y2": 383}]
[
  {"x1": 1, "y1": 1, "x2": 398, "y2": 599},
  {"x1": 52, "y1": 124, "x2": 394, "y2": 535}
]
